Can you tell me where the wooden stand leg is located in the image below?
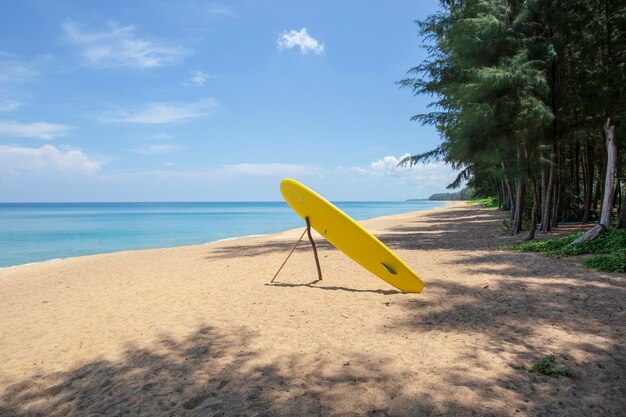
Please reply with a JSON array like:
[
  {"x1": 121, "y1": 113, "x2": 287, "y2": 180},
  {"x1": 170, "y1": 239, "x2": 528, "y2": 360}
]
[
  {"x1": 270, "y1": 217, "x2": 323, "y2": 283},
  {"x1": 306, "y1": 217, "x2": 323, "y2": 281},
  {"x1": 270, "y1": 228, "x2": 307, "y2": 283}
]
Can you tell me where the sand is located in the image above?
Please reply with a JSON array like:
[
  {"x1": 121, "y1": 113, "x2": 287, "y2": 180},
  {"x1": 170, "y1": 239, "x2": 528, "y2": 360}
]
[{"x1": 0, "y1": 204, "x2": 624, "y2": 417}]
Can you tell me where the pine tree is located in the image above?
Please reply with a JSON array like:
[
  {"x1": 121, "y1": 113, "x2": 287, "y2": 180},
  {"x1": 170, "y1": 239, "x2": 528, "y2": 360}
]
[{"x1": 401, "y1": 0, "x2": 625, "y2": 239}]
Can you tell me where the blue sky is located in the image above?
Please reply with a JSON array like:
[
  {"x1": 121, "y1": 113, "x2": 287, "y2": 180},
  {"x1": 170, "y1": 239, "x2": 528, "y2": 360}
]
[{"x1": 0, "y1": 0, "x2": 457, "y2": 202}]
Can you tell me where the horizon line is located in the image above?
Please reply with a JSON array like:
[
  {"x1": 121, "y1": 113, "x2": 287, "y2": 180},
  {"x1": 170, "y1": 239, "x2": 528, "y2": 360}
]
[{"x1": 0, "y1": 199, "x2": 434, "y2": 204}]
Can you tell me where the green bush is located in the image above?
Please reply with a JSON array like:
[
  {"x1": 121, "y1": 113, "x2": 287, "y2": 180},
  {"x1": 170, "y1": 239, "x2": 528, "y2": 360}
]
[
  {"x1": 467, "y1": 197, "x2": 499, "y2": 209},
  {"x1": 503, "y1": 228, "x2": 626, "y2": 273},
  {"x1": 530, "y1": 355, "x2": 572, "y2": 378},
  {"x1": 583, "y1": 252, "x2": 626, "y2": 273},
  {"x1": 510, "y1": 232, "x2": 581, "y2": 256}
]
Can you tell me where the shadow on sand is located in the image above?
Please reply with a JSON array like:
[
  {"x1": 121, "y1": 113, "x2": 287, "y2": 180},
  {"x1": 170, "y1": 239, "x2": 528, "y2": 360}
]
[
  {"x1": 266, "y1": 281, "x2": 401, "y2": 295},
  {"x1": 0, "y1": 323, "x2": 520, "y2": 417}
]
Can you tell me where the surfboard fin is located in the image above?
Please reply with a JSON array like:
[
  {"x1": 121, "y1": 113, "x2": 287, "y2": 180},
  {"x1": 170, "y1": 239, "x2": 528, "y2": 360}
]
[{"x1": 381, "y1": 262, "x2": 397, "y2": 275}]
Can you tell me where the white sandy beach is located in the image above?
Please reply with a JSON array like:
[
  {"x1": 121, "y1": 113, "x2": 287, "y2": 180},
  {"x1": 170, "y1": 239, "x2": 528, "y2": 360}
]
[{"x1": 0, "y1": 204, "x2": 624, "y2": 416}]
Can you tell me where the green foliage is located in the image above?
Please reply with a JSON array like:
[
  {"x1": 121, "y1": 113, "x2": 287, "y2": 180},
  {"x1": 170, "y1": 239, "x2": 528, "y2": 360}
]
[
  {"x1": 529, "y1": 355, "x2": 572, "y2": 378},
  {"x1": 400, "y1": 0, "x2": 555, "y2": 191},
  {"x1": 583, "y1": 252, "x2": 626, "y2": 273},
  {"x1": 503, "y1": 228, "x2": 626, "y2": 273},
  {"x1": 505, "y1": 233, "x2": 581, "y2": 255},
  {"x1": 400, "y1": 0, "x2": 626, "y2": 236},
  {"x1": 467, "y1": 197, "x2": 498, "y2": 209}
]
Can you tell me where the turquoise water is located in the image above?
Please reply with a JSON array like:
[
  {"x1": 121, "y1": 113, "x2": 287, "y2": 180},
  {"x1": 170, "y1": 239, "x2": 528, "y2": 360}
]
[{"x1": 0, "y1": 201, "x2": 443, "y2": 268}]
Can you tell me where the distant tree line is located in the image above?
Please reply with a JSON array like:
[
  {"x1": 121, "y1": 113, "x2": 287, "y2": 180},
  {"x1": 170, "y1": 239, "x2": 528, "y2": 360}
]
[
  {"x1": 428, "y1": 187, "x2": 473, "y2": 200},
  {"x1": 400, "y1": 0, "x2": 625, "y2": 239}
]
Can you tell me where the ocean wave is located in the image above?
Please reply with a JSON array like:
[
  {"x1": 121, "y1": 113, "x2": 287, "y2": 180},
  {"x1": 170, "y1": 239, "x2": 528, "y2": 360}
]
[
  {"x1": 207, "y1": 234, "x2": 268, "y2": 244},
  {"x1": 0, "y1": 258, "x2": 64, "y2": 271}
]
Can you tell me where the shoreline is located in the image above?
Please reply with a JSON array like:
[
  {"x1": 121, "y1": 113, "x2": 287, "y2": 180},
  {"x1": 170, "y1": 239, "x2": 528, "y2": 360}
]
[
  {"x1": 1, "y1": 202, "x2": 621, "y2": 416},
  {"x1": 0, "y1": 201, "x2": 451, "y2": 271},
  {"x1": 0, "y1": 233, "x2": 272, "y2": 272}
]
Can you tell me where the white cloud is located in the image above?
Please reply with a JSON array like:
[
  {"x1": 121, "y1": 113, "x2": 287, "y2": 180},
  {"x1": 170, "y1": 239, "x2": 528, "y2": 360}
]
[
  {"x1": 0, "y1": 54, "x2": 37, "y2": 113},
  {"x1": 130, "y1": 143, "x2": 184, "y2": 154},
  {"x1": 101, "y1": 98, "x2": 217, "y2": 124},
  {"x1": 346, "y1": 153, "x2": 458, "y2": 188},
  {"x1": 0, "y1": 99, "x2": 21, "y2": 112},
  {"x1": 222, "y1": 163, "x2": 321, "y2": 177},
  {"x1": 62, "y1": 21, "x2": 189, "y2": 69},
  {"x1": 0, "y1": 54, "x2": 37, "y2": 84},
  {"x1": 186, "y1": 70, "x2": 213, "y2": 87},
  {"x1": 206, "y1": 3, "x2": 235, "y2": 17},
  {"x1": 0, "y1": 120, "x2": 72, "y2": 140},
  {"x1": 151, "y1": 133, "x2": 174, "y2": 141},
  {"x1": 215, "y1": 156, "x2": 453, "y2": 191},
  {"x1": 0, "y1": 144, "x2": 101, "y2": 178},
  {"x1": 0, "y1": 148, "x2": 457, "y2": 201},
  {"x1": 366, "y1": 154, "x2": 414, "y2": 175},
  {"x1": 277, "y1": 28, "x2": 324, "y2": 55}
]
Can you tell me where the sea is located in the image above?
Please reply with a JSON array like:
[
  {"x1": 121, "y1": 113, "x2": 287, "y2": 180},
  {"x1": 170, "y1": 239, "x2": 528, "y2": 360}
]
[{"x1": 0, "y1": 201, "x2": 444, "y2": 269}]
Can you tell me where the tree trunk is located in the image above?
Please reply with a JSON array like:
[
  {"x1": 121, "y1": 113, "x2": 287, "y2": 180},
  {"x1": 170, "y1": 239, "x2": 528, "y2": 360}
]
[
  {"x1": 618, "y1": 182, "x2": 622, "y2": 216},
  {"x1": 541, "y1": 145, "x2": 556, "y2": 232},
  {"x1": 512, "y1": 180, "x2": 525, "y2": 236},
  {"x1": 572, "y1": 119, "x2": 617, "y2": 244},
  {"x1": 544, "y1": 44, "x2": 558, "y2": 231},
  {"x1": 551, "y1": 160, "x2": 560, "y2": 228},
  {"x1": 502, "y1": 162, "x2": 515, "y2": 216},
  {"x1": 594, "y1": 133, "x2": 607, "y2": 211},
  {"x1": 573, "y1": 143, "x2": 580, "y2": 200},
  {"x1": 512, "y1": 182, "x2": 525, "y2": 235},
  {"x1": 572, "y1": 224, "x2": 606, "y2": 244},
  {"x1": 582, "y1": 140, "x2": 593, "y2": 222},
  {"x1": 612, "y1": 181, "x2": 621, "y2": 212},
  {"x1": 540, "y1": 154, "x2": 547, "y2": 227},
  {"x1": 617, "y1": 189, "x2": 626, "y2": 228},
  {"x1": 599, "y1": 119, "x2": 616, "y2": 227},
  {"x1": 526, "y1": 177, "x2": 539, "y2": 240}
]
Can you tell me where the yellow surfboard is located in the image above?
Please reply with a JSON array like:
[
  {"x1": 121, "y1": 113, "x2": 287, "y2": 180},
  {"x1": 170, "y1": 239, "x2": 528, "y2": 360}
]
[{"x1": 280, "y1": 178, "x2": 424, "y2": 293}]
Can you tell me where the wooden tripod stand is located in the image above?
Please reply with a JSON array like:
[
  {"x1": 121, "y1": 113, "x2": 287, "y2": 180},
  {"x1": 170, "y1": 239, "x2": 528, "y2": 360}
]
[{"x1": 270, "y1": 217, "x2": 322, "y2": 283}]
